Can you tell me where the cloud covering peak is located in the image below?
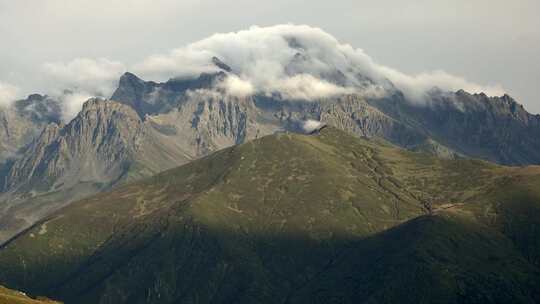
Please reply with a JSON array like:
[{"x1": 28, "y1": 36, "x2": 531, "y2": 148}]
[
  {"x1": 16, "y1": 24, "x2": 505, "y2": 121},
  {"x1": 132, "y1": 24, "x2": 504, "y2": 100},
  {"x1": 0, "y1": 82, "x2": 20, "y2": 108},
  {"x1": 42, "y1": 58, "x2": 126, "y2": 97}
]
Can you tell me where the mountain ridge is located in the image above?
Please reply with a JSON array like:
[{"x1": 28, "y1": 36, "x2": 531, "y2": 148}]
[{"x1": 109, "y1": 69, "x2": 540, "y2": 165}]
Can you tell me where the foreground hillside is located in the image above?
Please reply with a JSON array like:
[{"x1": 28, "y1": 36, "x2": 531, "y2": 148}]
[
  {"x1": 0, "y1": 285, "x2": 60, "y2": 304},
  {"x1": 0, "y1": 127, "x2": 539, "y2": 303}
]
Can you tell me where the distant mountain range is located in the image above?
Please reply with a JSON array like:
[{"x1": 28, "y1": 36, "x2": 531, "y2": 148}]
[
  {"x1": 1, "y1": 55, "x2": 540, "y2": 244},
  {"x1": 0, "y1": 127, "x2": 538, "y2": 303}
]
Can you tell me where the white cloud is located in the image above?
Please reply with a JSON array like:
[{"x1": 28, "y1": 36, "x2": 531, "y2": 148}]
[
  {"x1": 133, "y1": 24, "x2": 504, "y2": 102},
  {"x1": 40, "y1": 58, "x2": 126, "y2": 120},
  {"x1": 133, "y1": 49, "x2": 217, "y2": 81},
  {"x1": 218, "y1": 75, "x2": 255, "y2": 97},
  {"x1": 302, "y1": 119, "x2": 324, "y2": 133},
  {"x1": 185, "y1": 88, "x2": 225, "y2": 101},
  {"x1": 377, "y1": 67, "x2": 506, "y2": 102},
  {"x1": 0, "y1": 82, "x2": 20, "y2": 108},
  {"x1": 16, "y1": 24, "x2": 505, "y2": 118},
  {"x1": 59, "y1": 91, "x2": 93, "y2": 123},
  {"x1": 270, "y1": 74, "x2": 355, "y2": 100},
  {"x1": 1, "y1": 1, "x2": 538, "y2": 112},
  {"x1": 42, "y1": 58, "x2": 126, "y2": 97}
]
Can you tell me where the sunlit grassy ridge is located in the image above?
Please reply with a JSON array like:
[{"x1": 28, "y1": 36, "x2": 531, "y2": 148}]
[
  {"x1": 0, "y1": 127, "x2": 538, "y2": 303},
  {"x1": 0, "y1": 285, "x2": 60, "y2": 304}
]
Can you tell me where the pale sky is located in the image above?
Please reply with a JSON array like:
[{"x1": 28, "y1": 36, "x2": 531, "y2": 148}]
[{"x1": 1, "y1": 0, "x2": 539, "y2": 112}]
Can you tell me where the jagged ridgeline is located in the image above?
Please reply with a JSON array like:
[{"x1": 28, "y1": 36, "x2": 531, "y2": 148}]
[{"x1": 0, "y1": 127, "x2": 538, "y2": 304}]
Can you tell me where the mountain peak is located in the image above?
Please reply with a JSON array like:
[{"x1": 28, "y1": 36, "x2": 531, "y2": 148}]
[
  {"x1": 211, "y1": 56, "x2": 232, "y2": 72},
  {"x1": 78, "y1": 97, "x2": 141, "y2": 120},
  {"x1": 27, "y1": 93, "x2": 45, "y2": 100},
  {"x1": 119, "y1": 71, "x2": 144, "y2": 84}
]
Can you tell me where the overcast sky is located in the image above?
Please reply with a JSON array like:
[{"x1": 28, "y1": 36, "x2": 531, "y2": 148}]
[{"x1": 1, "y1": 0, "x2": 539, "y2": 112}]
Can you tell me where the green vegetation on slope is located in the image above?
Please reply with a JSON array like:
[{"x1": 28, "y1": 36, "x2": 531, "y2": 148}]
[{"x1": 0, "y1": 127, "x2": 538, "y2": 303}]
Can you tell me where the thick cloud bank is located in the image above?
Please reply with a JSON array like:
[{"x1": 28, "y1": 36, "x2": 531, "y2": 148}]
[
  {"x1": 134, "y1": 24, "x2": 504, "y2": 100},
  {"x1": 5, "y1": 24, "x2": 504, "y2": 121},
  {"x1": 0, "y1": 82, "x2": 20, "y2": 108},
  {"x1": 40, "y1": 58, "x2": 126, "y2": 122},
  {"x1": 42, "y1": 58, "x2": 126, "y2": 97}
]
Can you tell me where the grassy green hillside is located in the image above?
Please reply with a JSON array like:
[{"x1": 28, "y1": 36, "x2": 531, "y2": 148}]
[
  {"x1": 0, "y1": 285, "x2": 60, "y2": 304},
  {"x1": 0, "y1": 127, "x2": 538, "y2": 303}
]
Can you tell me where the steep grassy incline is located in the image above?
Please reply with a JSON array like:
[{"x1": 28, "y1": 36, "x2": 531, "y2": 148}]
[{"x1": 0, "y1": 127, "x2": 538, "y2": 303}]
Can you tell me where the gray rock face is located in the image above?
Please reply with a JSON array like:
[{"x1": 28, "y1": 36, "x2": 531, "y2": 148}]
[{"x1": 146, "y1": 92, "x2": 270, "y2": 157}]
